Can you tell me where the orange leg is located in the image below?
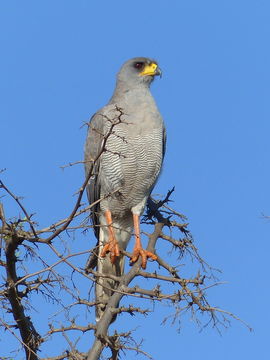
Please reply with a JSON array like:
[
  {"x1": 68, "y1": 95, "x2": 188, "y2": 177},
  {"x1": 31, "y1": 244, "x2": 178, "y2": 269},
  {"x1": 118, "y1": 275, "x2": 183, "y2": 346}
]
[
  {"x1": 100, "y1": 210, "x2": 120, "y2": 264},
  {"x1": 131, "y1": 214, "x2": 157, "y2": 269}
]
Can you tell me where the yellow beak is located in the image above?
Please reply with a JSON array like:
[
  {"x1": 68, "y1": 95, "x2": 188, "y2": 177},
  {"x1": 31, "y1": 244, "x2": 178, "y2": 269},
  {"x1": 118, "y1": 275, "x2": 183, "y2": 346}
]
[{"x1": 139, "y1": 63, "x2": 160, "y2": 76}]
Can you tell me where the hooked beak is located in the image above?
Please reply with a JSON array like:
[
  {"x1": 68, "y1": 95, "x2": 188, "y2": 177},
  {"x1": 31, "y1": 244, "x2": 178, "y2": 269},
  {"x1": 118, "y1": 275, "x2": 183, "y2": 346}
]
[
  {"x1": 155, "y1": 66, "x2": 162, "y2": 78},
  {"x1": 139, "y1": 62, "x2": 162, "y2": 78}
]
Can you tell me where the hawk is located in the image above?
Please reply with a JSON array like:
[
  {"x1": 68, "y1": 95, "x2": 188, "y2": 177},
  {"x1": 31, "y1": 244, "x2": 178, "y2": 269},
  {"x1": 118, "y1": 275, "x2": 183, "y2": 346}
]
[{"x1": 84, "y1": 57, "x2": 166, "y2": 319}]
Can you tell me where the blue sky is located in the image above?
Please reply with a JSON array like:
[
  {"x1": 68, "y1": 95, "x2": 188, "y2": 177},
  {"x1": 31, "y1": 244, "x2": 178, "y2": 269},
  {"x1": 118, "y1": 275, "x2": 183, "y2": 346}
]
[{"x1": 1, "y1": 1, "x2": 270, "y2": 359}]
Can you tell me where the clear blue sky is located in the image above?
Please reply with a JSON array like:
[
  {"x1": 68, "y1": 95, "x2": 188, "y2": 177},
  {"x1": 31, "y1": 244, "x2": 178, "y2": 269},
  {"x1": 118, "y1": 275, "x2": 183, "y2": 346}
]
[{"x1": 1, "y1": 1, "x2": 270, "y2": 359}]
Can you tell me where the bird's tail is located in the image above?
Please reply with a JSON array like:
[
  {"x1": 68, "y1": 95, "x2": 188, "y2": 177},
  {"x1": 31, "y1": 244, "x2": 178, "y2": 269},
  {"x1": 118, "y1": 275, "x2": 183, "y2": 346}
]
[{"x1": 95, "y1": 218, "x2": 133, "y2": 321}]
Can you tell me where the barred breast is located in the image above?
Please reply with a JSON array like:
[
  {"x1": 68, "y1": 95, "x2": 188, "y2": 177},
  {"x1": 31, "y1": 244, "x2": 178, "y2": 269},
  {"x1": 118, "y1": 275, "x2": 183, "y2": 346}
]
[{"x1": 99, "y1": 122, "x2": 164, "y2": 218}]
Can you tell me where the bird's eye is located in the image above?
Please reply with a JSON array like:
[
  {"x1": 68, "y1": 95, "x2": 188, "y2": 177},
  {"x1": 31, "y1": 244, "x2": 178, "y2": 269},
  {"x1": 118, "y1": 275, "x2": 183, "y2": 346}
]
[{"x1": 133, "y1": 62, "x2": 144, "y2": 70}]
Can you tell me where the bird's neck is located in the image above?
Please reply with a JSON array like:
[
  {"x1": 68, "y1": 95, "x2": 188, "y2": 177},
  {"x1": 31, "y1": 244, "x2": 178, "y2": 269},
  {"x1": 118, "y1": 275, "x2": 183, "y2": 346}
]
[{"x1": 110, "y1": 80, "x2": 152, "y2": 104}]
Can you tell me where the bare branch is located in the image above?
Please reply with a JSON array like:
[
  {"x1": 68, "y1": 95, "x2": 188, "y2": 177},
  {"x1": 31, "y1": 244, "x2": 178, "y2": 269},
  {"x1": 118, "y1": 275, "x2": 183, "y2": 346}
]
[
  {"x1": 0, "y1": 180, "x2": 38, "y2": 238},
  {"x1": 0, "y1": 116, "x2": 246, "y2": 359},
  {"x1": 3, "y1": 230, "x2": 42, "y2": 359}
]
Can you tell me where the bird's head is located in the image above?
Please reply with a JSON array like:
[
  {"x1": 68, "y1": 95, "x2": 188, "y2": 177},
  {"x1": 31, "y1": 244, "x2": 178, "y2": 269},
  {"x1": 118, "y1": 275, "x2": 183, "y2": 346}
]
[{"x1": 117, "y1": 57, "x2": 162, "y2": 88}]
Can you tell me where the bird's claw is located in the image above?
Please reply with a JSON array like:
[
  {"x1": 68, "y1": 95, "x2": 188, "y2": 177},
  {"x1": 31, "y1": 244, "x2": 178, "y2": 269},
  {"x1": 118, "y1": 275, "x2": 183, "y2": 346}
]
[
  {"x1": 100, "y1": 241, "x2": 120, "y2": 264},
  {"x1": 130, "y1": 248, "x2": 157, "y2": 269}
]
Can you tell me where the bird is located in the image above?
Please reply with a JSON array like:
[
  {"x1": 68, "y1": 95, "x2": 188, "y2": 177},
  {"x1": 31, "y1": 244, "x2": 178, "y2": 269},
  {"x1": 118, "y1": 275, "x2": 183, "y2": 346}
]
[{"x1": 84, "y1": 57, "x2": 166, "y2": 320}]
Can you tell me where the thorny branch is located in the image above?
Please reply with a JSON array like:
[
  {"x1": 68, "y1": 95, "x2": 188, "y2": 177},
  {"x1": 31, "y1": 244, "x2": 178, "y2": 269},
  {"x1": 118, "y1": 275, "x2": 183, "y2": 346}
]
[{"x1": 0, "y1": 109, "x2": 248, "y2": 360}]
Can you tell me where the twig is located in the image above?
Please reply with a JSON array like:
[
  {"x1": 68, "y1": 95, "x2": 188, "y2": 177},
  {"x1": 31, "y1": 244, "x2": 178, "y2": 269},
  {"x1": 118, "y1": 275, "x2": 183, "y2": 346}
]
[{"x1": 0, "y1": 180, "x2": 38, "y2": 238}]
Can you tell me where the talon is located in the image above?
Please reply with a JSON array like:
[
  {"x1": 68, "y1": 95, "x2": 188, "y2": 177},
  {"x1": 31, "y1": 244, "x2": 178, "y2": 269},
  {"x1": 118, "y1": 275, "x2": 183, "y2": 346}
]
[
  {"x1": 100, "y1": 240, "x2": 120, "y2": 262},
  {"x1": 131, "y1": 213, "x2": 157, "y2": 269},
  {"x1": 130, "y1": 248, "x2": 157, "y2": 269},
  {"x1": 100, "y1": 243, "x2": 111, "y2": 257},
  {"x1": 100, "y1": 210, "x2": 120, "y2": 264}
]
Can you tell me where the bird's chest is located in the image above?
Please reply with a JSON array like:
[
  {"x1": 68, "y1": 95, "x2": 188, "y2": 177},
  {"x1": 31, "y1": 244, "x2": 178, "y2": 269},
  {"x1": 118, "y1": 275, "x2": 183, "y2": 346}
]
[
  {"x1": 100, "y1": 125, "x2": 163, "y2": 201},
  {"x1": 123, "y1": 130, "x2": 163, "y2": 180}
]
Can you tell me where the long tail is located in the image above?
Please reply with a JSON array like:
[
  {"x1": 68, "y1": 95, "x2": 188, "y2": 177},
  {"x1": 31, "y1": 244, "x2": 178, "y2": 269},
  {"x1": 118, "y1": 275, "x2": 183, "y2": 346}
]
[{"x1": 95, "y1": 217, "x2": 133, "y2": 321}]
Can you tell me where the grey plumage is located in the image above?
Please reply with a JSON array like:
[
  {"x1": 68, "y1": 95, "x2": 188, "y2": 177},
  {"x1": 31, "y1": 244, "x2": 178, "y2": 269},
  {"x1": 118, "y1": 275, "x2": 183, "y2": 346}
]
[{"x1": 84, "y1": 57, "x2": 166, "y2": 320}]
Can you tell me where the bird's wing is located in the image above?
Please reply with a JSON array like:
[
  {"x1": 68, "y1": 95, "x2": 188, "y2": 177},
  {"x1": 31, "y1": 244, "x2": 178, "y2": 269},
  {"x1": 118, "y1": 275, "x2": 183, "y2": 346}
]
[
  {"x1": 162, "y1": 125, "x2": 167, "y2": 160},
  {"x1": 84, "y1": 111, "x2": 105, "y2": 239}
]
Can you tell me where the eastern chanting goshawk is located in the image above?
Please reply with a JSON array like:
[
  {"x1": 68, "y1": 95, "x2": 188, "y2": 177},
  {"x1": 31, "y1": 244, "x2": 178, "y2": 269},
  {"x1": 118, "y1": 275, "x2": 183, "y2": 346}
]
[{"x1": 84, "y1": 57, "x2": 166, "y2": 319}]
